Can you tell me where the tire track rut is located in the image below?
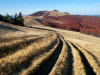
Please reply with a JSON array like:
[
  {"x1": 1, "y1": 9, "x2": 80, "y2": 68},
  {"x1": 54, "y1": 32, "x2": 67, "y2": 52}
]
[
  {"x1": 69, "y1": 41, "x2": 96, "y2": 75},
  {"x1": 0, "y1": 31, "x2": 58, "y2": 75},
  {"x1": 0, "y1": 28, "x2": 100, "y2": 75},
  {"x1": 32, "y1": 39, "x2": 63, "y2": 75},
  {"x1": 75, "y1": 43, "x2": 100, "y2": 67}
]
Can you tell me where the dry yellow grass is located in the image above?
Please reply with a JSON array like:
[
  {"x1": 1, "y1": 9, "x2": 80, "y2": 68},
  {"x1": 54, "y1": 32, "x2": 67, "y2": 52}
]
[
  {"x1": 67, "y1": 41, "x2": 86, "y2": 75},
  {"x1": 22, "y1": 16, "x2": 64, "y2": 27},
  {"x1": 0, "y1": 19, "x2": 100, "y2": 75},
  {"x1": 19, "y1": 37, "x2": 59, "y2": 75},
  {"x1": 68, "y1": 41, "x2": 100, "y2": 75},
  {"x1": 0, "y1": 31, "x2": 57, "y2": 75},
  {"x1": 48, "y1": 10, "x2": 70, "y2": 17},
  {"x1": 0, "y1": 33, "x2": 52, "y2": 58},
  {"x1": 49, "y1": 35, "x2": 72, "y2": 75}
]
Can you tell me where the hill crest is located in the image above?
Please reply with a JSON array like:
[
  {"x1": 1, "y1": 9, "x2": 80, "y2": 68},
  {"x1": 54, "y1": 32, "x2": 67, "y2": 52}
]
[{"x1": 29, "y1": 10, "x2": 70, "y2": 17}]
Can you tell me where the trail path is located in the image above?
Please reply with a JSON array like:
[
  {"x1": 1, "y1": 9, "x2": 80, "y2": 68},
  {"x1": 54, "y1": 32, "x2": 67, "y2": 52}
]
[{"x1": 0, "y1": 21, "x2": 100, "y2": 75}]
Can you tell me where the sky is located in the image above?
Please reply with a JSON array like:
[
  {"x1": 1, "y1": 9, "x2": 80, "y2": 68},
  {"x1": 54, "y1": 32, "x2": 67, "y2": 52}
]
[{"x1": 0, "y1": 0, "x2": 100, "y2": 15}]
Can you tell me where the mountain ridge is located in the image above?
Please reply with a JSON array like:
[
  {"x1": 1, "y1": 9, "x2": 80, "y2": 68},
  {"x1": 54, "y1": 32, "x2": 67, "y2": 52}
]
[{"x1": 29, "y1": 10, "x2": 70, "y2": 17}]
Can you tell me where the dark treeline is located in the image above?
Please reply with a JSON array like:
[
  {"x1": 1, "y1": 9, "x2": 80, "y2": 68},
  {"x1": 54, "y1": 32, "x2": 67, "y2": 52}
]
[{"x1": 0, "y1": 12, "x2": 24, "y2": 26}]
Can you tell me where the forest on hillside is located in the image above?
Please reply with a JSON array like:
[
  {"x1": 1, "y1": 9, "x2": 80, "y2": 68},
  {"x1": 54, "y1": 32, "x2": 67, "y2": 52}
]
[{"x1": 43, "y1": 15, "x2": 100, "y2": 37}]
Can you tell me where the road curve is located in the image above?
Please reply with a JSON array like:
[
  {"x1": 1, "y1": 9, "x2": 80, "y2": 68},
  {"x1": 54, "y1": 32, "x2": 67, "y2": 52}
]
[{"x1": 0, "y1": 23, "x2": 100, "y2": 75}]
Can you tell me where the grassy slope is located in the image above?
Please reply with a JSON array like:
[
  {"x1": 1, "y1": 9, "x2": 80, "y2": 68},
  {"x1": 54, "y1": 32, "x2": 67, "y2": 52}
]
[{"x1": 0, "y1": 20, "x2": 100, "y2": 75}]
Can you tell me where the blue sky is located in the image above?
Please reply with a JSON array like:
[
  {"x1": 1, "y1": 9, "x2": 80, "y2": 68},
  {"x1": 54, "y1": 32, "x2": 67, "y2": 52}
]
[{"x1": 0, "y1": 0, "x2": 100, "y2": 15}]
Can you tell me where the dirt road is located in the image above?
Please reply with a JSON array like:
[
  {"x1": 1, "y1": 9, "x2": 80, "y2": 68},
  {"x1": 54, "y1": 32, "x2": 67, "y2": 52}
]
[{"x1": 0, "y1": 21, "x2": 100, "y2": 75}]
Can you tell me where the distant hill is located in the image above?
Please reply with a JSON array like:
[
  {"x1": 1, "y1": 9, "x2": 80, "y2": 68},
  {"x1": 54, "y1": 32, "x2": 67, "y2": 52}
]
[
  {"x1": 29, "y1": 10, "x2": 70, "y2": 17},
  {"x1": 29, "y1": 11, "x2": 46, "y2": 16},
  {"x1": 27, "y1": 10, "x2": 100, "y2": 37},
  {"x1": 88, "y1": 15, "x2": 100, "y2": 17},
  {"x1": 43, "y1": 14, "x2": 100, "y2": 37}
]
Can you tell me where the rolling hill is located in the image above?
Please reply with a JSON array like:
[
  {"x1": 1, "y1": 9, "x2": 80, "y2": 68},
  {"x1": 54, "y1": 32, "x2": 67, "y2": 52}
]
[
  {"x1": 29, "y1": 10, "x2": 70, "y2": 17},
  {"x1": 0, "y1": 19, "x2": 100, "y2": 75},
  {"x1": 0, "y1": 10, "x2": 100, "y2": 75},
  {"x1": 26, "y1": 10, "x2": 100, "y2": 37}
]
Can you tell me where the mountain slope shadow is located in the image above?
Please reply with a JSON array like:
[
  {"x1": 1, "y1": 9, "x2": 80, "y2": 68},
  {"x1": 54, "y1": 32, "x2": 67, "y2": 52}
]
[
  {"x1": 0, "y1": 24, "x2": 25, "y2": 32},
  {"x1": 30, "y1": 39, "x2": 63, "y2": 75}
]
